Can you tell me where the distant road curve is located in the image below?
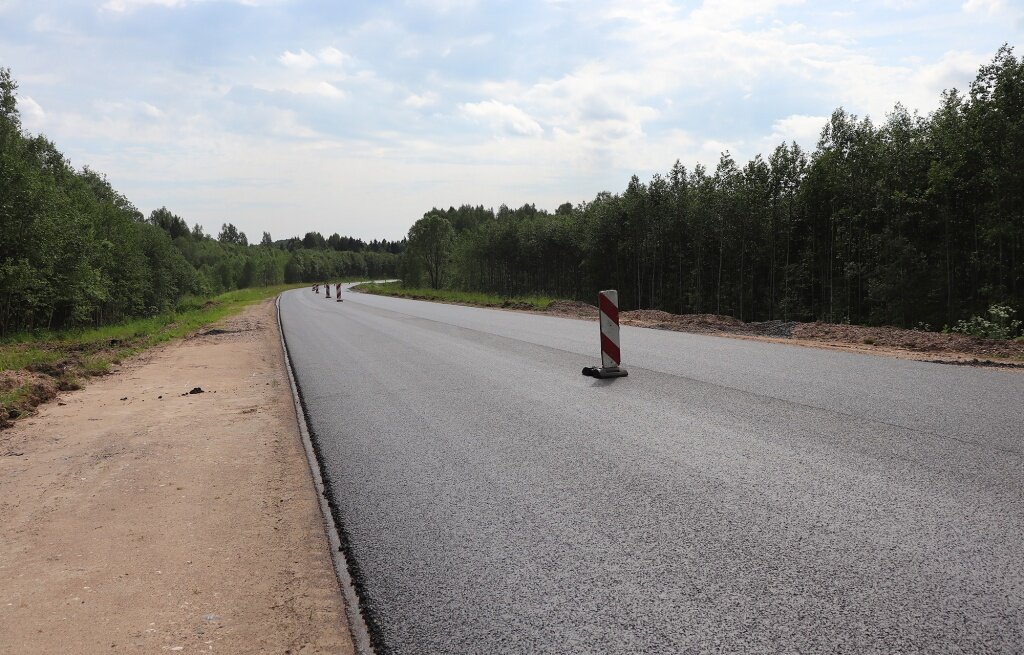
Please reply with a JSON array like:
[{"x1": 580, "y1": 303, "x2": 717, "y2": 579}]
[{"x1": 280, "y1": 285, "x2": 1024, "y2": 654}]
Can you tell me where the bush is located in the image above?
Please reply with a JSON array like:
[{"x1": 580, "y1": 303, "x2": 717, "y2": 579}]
[{"x1": 951, "y1": 304, "x2": 1023, "y2": 340}]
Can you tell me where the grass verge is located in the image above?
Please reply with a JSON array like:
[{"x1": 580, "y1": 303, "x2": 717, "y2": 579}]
[
  {"x1": 0, "y1": 284, "x2": 307, "y2": 428},
  {"x1": 353, "y1": 281, "x2": 556, "y2": 311}
]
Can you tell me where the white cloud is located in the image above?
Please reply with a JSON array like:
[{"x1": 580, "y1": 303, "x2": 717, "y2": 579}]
[
  {"x1": 689, "y1": 0, "x2": 806, "y2": 26},
  {"x1": 266, "y1": 109, "x2": 319, "y2": 138},
  {"x1": 406, "y1": 0, "x2": 478, "y2": 13},
  {"x1": 318, "y1": 47, "x2": 350, "y2": 67},
  {"x1": 20, "y1": 95, "x2": 46, "y2": 131},
  {"x1": 279, "y1": 49, "x2": 319, "y2": 69},
  {"x1": 882, "y1": 0, "x2": 927, "y2": 9},
  {"x1": 460, "y1": 100, "x2": 544, "y2": 137},
  {"x1": 102, "y1": 0, "x2": 188, "y2": 11},
  {"x1": 962, "y1": 0, "x2": 1005, "y2": 14},
  {"x1": 31, "y1": 13, "x2": 76, "y2": 34},
  {"x1": 917, "y1": 50, "x2": 987, "y2": 95},
  {"x1": 250, "y1": 78, "x2": 348, "y2": 99},
  {"x1": 102, "y1": 0, "x2": 281, "y2": 12},
  {"x1": 440, "y1": 33, "x2": 493, "y2": 57},
  {"x1": 404, "y1": 91, "x2": 439, "y2": 108},
  {"x1": 279, "y1": 47, "x2": 352, "y2": 70},
  {"x1": 766, "y1": 114, "x2": 827, "y2": 147},
  {"x1": 315, "y1": 82, "x2": 345, "y2": 99},
  {"x1": 141, "y1": 102, "x2": 164, "y2": 118}
]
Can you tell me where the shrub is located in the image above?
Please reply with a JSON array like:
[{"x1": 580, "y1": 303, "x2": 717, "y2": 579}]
[{"x1": 951, "y1": 304, "x2": 1023, "y2": 340}]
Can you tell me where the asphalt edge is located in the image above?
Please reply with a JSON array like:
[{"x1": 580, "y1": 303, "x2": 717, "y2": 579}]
[{"x1": 275, "y1": 293, "x2": 377, "y2": 655}]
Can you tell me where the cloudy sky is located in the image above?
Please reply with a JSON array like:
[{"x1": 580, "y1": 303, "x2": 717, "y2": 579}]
[{"x1": 2, "y1": 0, "x2": 1020, "y2": 241}]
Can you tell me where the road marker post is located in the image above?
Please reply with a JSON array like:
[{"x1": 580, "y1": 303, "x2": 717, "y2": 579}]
[
  {"x1": 325, "y1": 282, "x2": 331, "y2": 299},
  {"x1": 335, "y1": 283, "x2": 343, "y2": 302},
  {"x1": 582, "y1": 289, "x2": 629, "y2": 379}
]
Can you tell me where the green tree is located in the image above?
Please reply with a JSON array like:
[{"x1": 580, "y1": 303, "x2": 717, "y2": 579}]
[
  {"x1": 407, "y1": 212, "x2": 454, "y2": 289},
  {"x1": 218, "y1": 223, "x2": 247, "y2": 246}
]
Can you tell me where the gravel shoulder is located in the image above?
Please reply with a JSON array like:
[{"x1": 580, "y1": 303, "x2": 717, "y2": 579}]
[{"x1": 0, "y1": 299, "x2": 354, "y2": 654}]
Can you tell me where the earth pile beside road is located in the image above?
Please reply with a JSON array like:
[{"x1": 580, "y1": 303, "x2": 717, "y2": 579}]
[{"x1": 543, "y1": 299, "x2": 1024, "y2": 365}]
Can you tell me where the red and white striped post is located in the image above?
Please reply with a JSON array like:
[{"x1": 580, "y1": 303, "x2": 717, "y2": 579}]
[
  {"x1": 335, "y1": 282, "x2": 343, "y2": 302},
  {"x1": 582, "y1": 290, "x2": 628, "y2": 378}
]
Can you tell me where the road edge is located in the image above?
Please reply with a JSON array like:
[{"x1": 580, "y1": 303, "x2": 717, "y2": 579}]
[
  {"x1": 276, "y1": 292, "x2": 377, "y2": 655},
  {"x1": 347, "y1": 287, "x2": 1024, "y2": 370}
]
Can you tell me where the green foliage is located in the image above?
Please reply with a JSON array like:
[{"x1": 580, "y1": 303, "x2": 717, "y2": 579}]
[
  {"x1": 217, "y1": 222, "x2": 248, "y2": 246},
  {"x1": 951, "y1": 304, "x2": 1022, "y2": 340},
  {"x1": 420, "y1": 47, "x2": 1024, "y2": 330},
  {"x1": 0, "y1": 68, "x2": 401, "y2": 337},
  {"x1": 406, "y1": 212, "x2": 455, "y2": 289}
]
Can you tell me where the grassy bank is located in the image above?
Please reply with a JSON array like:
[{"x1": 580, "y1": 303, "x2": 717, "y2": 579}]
[
  {"x1": 0, "y1": 284, "x2": 306, "y2": 427},
  {"x1": 353, "y1": 281, "x2": 556, "y2": 310}
]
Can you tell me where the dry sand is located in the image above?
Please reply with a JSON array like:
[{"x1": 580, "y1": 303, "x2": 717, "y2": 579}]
[{"x1": 0, "y1": 299, "x2": 354, "y2": 654}]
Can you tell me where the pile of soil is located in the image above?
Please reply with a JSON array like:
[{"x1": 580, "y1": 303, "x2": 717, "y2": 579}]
[
  {"x1": 792, "y1": 322, "x2": 1024, "y2": 360},
  {"x1": 0, "y1": 370, "x2": 63, "y2": 427},
  {"x1": 544, "y1": 301, "x2": 1024, "y2": 365},
  {"x1": 547, "y1": 300, "x2": 599, "y2": 318},
  {"x1": 623, "y1": 311, "x2": 747, "y2": 333}
]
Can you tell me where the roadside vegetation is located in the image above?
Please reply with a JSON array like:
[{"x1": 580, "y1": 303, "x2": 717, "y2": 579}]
[
  {"x1": 398, "y1": 47, "x2": 1024, "y2": 338},
  {"x1": 0, "y1": 284, "x2": 306, "y2": 427},
  {"x1": 354, "y1": 281, "x2": 554, "y2": 310},
  {"x1": 0, "y1": 67, "x2": 401, "y2": 338}
]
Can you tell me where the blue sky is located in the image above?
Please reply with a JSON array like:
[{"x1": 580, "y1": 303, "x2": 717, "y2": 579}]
[{"x1": 2, "y1": 0, "x2": 1020, "y2": 241}]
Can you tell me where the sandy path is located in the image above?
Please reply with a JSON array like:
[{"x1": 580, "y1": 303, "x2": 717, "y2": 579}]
[{"x1": 0, "y1": 299, "x2": 354, "y2": 654}]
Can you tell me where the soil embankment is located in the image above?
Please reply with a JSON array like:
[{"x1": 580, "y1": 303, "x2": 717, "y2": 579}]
[
  {"x1": 0, "y1": 299, "x2": 354, "y2": 653},
  {"x1": 546, "y1": 300, "x2": 1024, "y2": 366}
]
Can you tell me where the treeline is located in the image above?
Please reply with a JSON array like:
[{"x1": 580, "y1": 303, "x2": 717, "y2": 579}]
[
  {"x1": 0, "y1": 68, "x2": 399, "y2": 336},
  {"x1": 404, "y1": 47, "x2": 1023, "y2": 329}
]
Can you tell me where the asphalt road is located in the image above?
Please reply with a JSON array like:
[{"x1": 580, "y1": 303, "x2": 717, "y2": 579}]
[{"x1": 279, "y1": 286, "x2": 1024, "y2": 654}]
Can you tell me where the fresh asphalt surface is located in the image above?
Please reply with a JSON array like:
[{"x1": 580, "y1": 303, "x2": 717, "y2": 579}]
[{"x1": 279, "y1": 286, "x2": 1024, "y2": 654}]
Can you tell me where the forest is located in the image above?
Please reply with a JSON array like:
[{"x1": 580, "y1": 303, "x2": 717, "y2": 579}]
[
  {"x1": 403, "y1": 46, "x2": 1023, "y2": 332},
  {"x1": 4, "y1": 46, "x2": 1022, "y2": 338},
  {"x1": 0, "y1": 68, "x2": 400, "y2": 336}
]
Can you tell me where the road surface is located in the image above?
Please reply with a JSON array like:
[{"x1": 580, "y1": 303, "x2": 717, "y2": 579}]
[{"x1": 279, "y1": 286, "x2": 1024, "y2": 654}]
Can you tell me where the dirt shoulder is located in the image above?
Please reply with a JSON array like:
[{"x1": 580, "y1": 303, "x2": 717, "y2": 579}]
[
  {"x1": 0, "y1": 299, "x2": 354, "y2": 654},
  {"x1": 550, "y1": 300, "x2": 1024, "y2": 367}
]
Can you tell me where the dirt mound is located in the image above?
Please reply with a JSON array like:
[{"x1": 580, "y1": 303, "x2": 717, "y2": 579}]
[
  {"x1": 623, "y1": 311, "x2": 747, "y2": 332},
  {"x1": 621, "y1": 309, "x2": 679, "y2": 324},
  {"x1": 547, "y1": 300, "x2": 599, "y2": 318},
  {"x1": 0, "y1": 370, "x2": 59, "y2": 425},
  {"x1": 538, "y1": 298, "x2": 1023, "y2": 365},
  {"x1": 25, "y1": 357, "x2": 80, "y2": 378},
  {"x1": 749, "y1": 320, "x2": 799, "y2": 338},
  {"x1": 792, "y1": 322, "x2": 1024, "y2": 360}
]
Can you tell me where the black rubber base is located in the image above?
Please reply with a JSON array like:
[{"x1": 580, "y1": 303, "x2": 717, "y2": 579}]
[{"x1": 582, "y1": 366, "x2": 629, "y2": 379}]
